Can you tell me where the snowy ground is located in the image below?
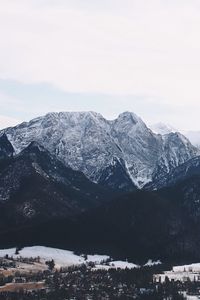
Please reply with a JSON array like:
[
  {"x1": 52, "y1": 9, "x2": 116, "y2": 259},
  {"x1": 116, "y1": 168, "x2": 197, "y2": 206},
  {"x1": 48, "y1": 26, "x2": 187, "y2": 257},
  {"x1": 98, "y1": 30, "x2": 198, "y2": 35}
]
[
  {"x1": 109, "y1": 261, "x2": 139, "y2": 269},
  {"x1": 0, "y1": 246, "x2": 85, "y2": 268},
  {"x1": 0, "y1": 246, "x2": 141, "y2": 269},
  {"x1": 144, "y1": 259, "x2": 161, "y2": 267},
  {"x1": 86, "y1": 254, "x2": 110, "y2": 264},
  {"x1": 173, "y1": 263, "x2": 200, "y2": 273},
  {"x1": 0, "y1": 246, "x2": 162, "y2": 270},
  {"x1": 182, "y1": 292, "x2": 200, "y2": 300}
]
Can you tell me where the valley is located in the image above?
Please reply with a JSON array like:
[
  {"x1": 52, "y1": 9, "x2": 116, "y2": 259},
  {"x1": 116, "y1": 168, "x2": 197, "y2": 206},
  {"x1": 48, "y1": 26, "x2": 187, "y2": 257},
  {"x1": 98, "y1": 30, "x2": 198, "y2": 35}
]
[{"x1": 1, "y1": 111, "x2": 200, "y2": 298}]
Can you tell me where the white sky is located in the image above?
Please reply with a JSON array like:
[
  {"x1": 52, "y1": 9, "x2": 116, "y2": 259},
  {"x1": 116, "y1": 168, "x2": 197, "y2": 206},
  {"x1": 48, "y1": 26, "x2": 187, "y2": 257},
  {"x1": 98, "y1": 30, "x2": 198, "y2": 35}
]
[{"x1": 1, "y1": 0, "x2": 200, "y2": 130}]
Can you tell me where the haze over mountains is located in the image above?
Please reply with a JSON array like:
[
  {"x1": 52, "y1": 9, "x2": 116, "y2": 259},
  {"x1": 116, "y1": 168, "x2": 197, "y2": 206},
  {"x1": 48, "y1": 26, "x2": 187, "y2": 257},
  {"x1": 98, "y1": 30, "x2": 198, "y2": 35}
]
[
  {"x1": 1, "y1": 111, "x2": 200, "y2": 263},
  {"x1": 150, "y1": 122, "x2": 200, "y2": 148}
]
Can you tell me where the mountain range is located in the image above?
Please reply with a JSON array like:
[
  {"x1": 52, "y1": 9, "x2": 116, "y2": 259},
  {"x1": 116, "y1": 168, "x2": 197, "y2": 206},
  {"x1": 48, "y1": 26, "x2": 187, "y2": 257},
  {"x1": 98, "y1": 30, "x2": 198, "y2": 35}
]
[
  {"x1": 1, "y1": 111, "x2": 200, "y2": 264},
  {"x1": 1, "y1": 111, "x2": 198, "y2": 189}
]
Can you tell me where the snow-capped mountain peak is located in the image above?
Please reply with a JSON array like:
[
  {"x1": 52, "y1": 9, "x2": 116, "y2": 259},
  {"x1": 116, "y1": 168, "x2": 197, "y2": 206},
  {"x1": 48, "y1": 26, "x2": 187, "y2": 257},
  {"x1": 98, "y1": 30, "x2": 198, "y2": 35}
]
[
  {"x1": 1, "y1": 111, "x2": 198, "y2": 189},
  {"x1": 116, "y1": 111, "x2": 141, "y2": 124},
  {"x1": 150, "y1": 122, "x2": 200, "y2": 148},
  {"x1": 149, "y1": 122, "x2": 177, "y2": 135}
]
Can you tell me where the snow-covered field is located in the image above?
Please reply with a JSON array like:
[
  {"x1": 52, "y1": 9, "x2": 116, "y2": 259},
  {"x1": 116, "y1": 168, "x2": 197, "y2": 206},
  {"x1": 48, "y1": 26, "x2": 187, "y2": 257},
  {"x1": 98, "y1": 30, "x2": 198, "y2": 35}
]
[
  {"x1": 0, "y1": 246, "x2": 85, "y2": 268},
  {"x1": 0, "y1": 246, "x2": 141, "y2": 269},
  {"x1": 86, "y1": 254, "x2": 110, "y2": 264},
  {"x1": 0, "y1": 246, "x2": 163, "y2": 270},
  {"x1": 109, "y1": 261, "x2": 139, "y2": 269}
]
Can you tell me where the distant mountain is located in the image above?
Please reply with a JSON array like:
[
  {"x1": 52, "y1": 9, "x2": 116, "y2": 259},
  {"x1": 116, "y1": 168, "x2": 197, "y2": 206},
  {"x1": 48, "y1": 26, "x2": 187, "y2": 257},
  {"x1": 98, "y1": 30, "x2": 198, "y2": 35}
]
[
  {"x1": 150, "y1": 122, "x2": 200, "y2": 149},
  {"x1": 0, "y1": 139, "x2": 110, "y2": 232},
  {"x1": 1, "y1": 111, "x2": 198, "y2": 189},
  {"x1": 149, "y1": 122, "x2": 177, "y2": 135}
]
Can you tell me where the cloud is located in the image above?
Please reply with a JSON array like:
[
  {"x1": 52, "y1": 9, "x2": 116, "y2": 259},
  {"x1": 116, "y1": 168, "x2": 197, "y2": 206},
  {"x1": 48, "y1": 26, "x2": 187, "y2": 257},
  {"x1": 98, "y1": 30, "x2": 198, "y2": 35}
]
[
  {"x1": 0, "y1": 1, "x2": 200, "y2": 100},
  {"x1": 0, "y1": 79, "x2": 198, "y2": 131},
  {"x1": 0, "y1": 1, "x2": 200, "y2": 129}
]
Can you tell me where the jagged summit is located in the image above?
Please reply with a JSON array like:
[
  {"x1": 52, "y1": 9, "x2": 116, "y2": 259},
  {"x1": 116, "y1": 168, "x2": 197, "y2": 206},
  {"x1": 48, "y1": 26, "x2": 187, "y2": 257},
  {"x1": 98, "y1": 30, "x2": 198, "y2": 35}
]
[
  {"x1": 115, "y1": 111, "x2": 141, "y2": 123},
  {"x1": 46, "y1": 111, "x2": 102, "y2": 117},
  {"x1": 1, "y1": 111, "x2": 198, "y2": 189},
  {"x1": 44, "y1": 111, "x2": 105, "y2": 123},
  {"x1": 149, "y1": 122, "x2": 177, "y2": 135}
]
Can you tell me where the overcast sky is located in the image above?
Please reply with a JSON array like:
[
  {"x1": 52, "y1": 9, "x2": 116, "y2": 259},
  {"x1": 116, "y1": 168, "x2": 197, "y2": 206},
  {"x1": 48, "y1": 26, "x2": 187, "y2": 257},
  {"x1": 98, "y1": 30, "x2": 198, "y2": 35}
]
[{"x1": 1, "y1": 0, "x2": 200, "y2": 130}]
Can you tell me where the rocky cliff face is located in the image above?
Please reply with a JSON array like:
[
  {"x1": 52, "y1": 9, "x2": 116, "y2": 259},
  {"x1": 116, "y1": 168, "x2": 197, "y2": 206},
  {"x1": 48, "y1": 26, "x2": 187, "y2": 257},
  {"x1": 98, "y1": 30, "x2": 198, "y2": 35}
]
[{"x1": 1, "y1": 111, "x2": 198, "y2": 189}]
